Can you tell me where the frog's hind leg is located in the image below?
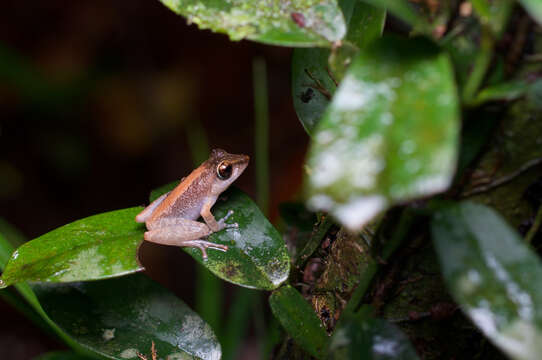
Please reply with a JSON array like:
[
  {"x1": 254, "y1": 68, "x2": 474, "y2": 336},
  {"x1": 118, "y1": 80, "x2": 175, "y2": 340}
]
[{"x1": 143, "y1": 217, "x2": 228, "y2": 259}]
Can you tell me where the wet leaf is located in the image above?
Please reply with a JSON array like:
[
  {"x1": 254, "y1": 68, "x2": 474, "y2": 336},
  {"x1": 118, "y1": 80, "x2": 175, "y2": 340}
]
[
  {"x1": 0, "y1": 231, "x2": 97, "y2": 355},
  {"x1": 159, "y1": 0, "x2": 346, "y2": 47},
  {"x1": 151, "y1": 185, "x2": 290, "y2": 290},
  {"x1": 329, "y1": 315, "x2": 419, "y2": 359},
  {"x1": 292, "y1": 1, "x2": 385, "y2": 134},
  {"x1": 432, "y1": 201, "x2": 542, "y2": 360},
  {"x1": 519, "y1": 0, "x2": 542, "y2": 25},
  {"x1": 306, "y1": 36, "x2": 460, "y2": 230},
  {"x1": 32, "y1": 274, "x2": 221, "y2": 360},
  {"x1": 0, "y1": 208, "x2": 145, "y2": 288},
  {"x1": 269, "y1": 285, "x2": 329, "y2": 359}
]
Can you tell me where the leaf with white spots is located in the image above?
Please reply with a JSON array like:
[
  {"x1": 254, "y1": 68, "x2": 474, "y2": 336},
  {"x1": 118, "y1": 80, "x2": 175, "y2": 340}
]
[
  {"x1": 32, "y1": 274, "x2": 221, "y2": 360},
  {"x1": 0, "y1": 208, "x2": 145, "y2": 289},
  {"x1": 329, "y1": 315, "x2": 420, "y2": 359},
  {"x1": 159, "y1": 0, "x2": 346, "y2": 47},
  {"x1": 305, "y1": 36, "x2": 460, "y2": 230},
  {"x1": 150, "y1": 186, "x2": 291, "y2": 290},
  {"x1": 432, "y1": 202, "x2": 542, "y2": 360}
]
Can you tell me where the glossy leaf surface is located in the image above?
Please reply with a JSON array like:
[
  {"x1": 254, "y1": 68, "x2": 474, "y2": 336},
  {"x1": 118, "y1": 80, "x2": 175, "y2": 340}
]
[
  {"x1": 329, "y1": 315, "x2": 419, "y2": 359},
  {"x1": 269, "y1": 285, "x2": 329, "y2": 359},
  {"x1": 32, "y1": 274, "x2": 221, "y2": 360},
  {"x1": 292, "y1": 1, "x2": 385, "y2": 134},
  {"x1": 151, "y1": 185, "x2": 290, "y2": 290},
  {"x1": 159, "y1": 0, "x2": 346, "y2": 47},
  {"x1": 306, "y1": 36, "x2": 459, "y2": 230},
  {"x1": 0, "y1": 208, "x2": 145, "y2": 288},
  {"x1": 432, "y1": 202, "x2": 542, "y2": 360}
]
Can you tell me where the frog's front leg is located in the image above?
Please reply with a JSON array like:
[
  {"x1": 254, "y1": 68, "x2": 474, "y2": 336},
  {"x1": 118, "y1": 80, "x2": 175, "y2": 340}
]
[
  {"x1": 201, "y1": 201, "x2": 238, "y2": 232},
  {"x1": 143, "y1": 217, "x2": 228, "y2": 259}
]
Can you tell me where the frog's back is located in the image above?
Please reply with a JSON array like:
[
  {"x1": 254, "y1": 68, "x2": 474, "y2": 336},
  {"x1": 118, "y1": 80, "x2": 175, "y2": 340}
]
[{"x1": 148, "y1": 163, "x2": 213, "y2": 225}]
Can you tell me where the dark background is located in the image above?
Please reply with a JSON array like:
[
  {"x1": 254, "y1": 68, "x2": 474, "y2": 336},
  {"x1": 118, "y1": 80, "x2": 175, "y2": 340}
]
[{"x1": 0, "y1": 0, "x2": 309, "y2": 357}]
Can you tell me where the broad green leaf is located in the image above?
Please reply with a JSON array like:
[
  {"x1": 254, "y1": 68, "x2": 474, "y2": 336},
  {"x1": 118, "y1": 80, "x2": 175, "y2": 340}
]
[
  {"x1": 432, "y1": 201, "x2": 542, "y2": 360},
  {"x1": 0, "y1": 231, "x2": 95, "y2": 356},
  {"x1": 292, "y1": 2, "x2": 385, "y2": 134},
  {"x1": 0, "y1": 208, "x2": 145, "y2": 288},
  {"x1": 519, "y1": 0, "x2": 542, "y2": 25},
  {"x1": 470, "y1": 80, "x2": 530, "y2": 106},
  {"x1": 329, "y1": 315, "x2": 419, "y2": 359},
  {"x1": 33, "y1": 351, "x2": 95, "y2": 360},
  {"x1": 151, "y1": 185, "x2": 290, "y2": 290},
  {"x1": 32, "y1": 274, "x2": 221, "y2": 360},
  {"x1": 269, "y1": 285, "x2": 329, "y2": 359},
  {"x1": 306, "y1": 36, "x2": 459, "y2": 230},
  {"x1": 159, "y1": 0, "x2": 346, "y2": 47}
]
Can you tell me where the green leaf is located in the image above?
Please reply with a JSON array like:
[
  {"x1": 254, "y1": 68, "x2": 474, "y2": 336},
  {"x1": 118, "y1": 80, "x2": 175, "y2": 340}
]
[
  {"x1": 269, "y1": 285, "x2": 329, "y2": 359},
  {"x1": 343, "y1": 2, "x2": 386, "y2": 49},
  {"x1": 32, "y1": 274, "x2": 221, "y2": 360},
  {"x1": 470, "y1": 80, "x2": 530, "y2": 106},
  {"x1": 519, "y1": 0, "x2": 542, "y2": 25},
  {"x1": 33, "y1": 351, "x2": 95, "y2": 360},
  {"x1": 151, "y1": 185, "x2": 290, "y2": 290},
  {"x1": 432, "y1": 201, "x2": 542, "y2": 360},
  {"x1": 329, "y1": 314, "x2": 420, "y2": 359},
  {"x1": 360, "y1": 0, "x2": 426, "y2": 31},
  {"x1": 292, "y1": 2, "x2": 385, "y2": 134},
  {"x1": 159, "y1": 0, "x2": 346, "y2": 47},
  {"x1": 292, "y1": 47, "x2": 337, "y2": 134},
  {"x1": 0, "y1": 231, "x2": 95, "y2": 355},
  {"x1": 306, "y1": 35, "x2": 460, "y2": 230},
  {"x1": 0, "y1": 208, "x2": 145, "y2": 288}
]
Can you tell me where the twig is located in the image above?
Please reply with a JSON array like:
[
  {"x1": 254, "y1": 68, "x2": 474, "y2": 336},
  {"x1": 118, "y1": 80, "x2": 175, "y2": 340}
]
[
  {"x1": 461, "y1": 158, "x2": 542, "y2": 198},
  {"x1": 526, "y1": 205, "x2": 542, "y2": 244},
  {"x1": 304, "y1": 69, "x2": 332, "y2": 100}
]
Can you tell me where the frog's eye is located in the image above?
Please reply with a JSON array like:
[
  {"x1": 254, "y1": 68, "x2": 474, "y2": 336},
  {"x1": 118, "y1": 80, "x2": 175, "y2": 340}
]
[{"x1": 217, "y1": 162, "x2": 233, "y2": 180}]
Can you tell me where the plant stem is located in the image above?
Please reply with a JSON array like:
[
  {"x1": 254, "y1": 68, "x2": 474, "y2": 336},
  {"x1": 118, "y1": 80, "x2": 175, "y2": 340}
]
[
  {"x1": 185, "y1": 118, "x2": 210, "y2": 165},
  {"x1": 220, "y1": 289, "x2": 257, "y2": 360},
  {"x1": 526, "y1": 205, "x2": 542, "y2": 244},
  {"x1": 462, "y1": 25, "x2": 494, "y2": 104},
  {"x1": 342, "y1": 208, "x2": 415, "y2": 318},
  {"x1": 252, "y1": 58, "x2": 270, "y2": 215},
  {"x1": 185, "y1": 119, "x2": 222, "y2": 332}
]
